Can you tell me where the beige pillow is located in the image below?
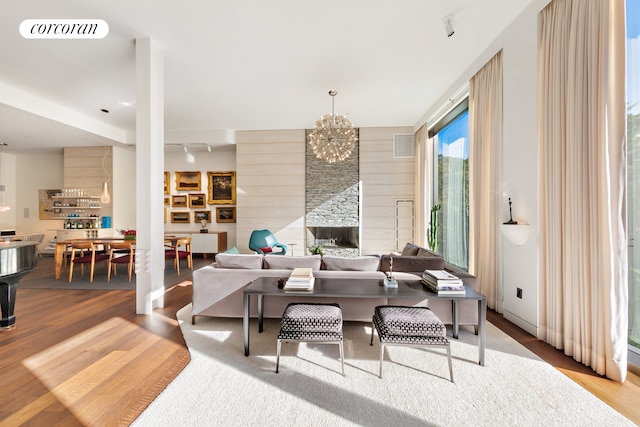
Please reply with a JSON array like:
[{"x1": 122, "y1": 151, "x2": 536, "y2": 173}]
[
  {"x1": 263, "y1": 255, "x2": 322, "y2": 271},
  {"x1": 322, "y1": 255, "x2": 380, "y2": 271},
  {"x1": 215, "y1": 253, "x2": 263, "y2": 269}
]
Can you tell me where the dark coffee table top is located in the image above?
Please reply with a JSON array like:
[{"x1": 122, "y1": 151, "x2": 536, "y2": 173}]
[{"x1": 244, "y1": 276, "x2": 486, "y2": 301}]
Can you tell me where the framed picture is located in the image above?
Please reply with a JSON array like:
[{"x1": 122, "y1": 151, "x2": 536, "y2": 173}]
[
  {"x1": 172, "y1": 194, "x2": 187, "y2": 207},
  {"x1": 216, "y1": 207, "x2": 236, "y2": 223},
  {"x1": 164, "y1": 208, "x2": 167, "y2": 223},
  {"x1": 207, "y1": 171, "x2": 236, "y2": 205},
  {"x1": 194, "y1": 210, "x2": 211, "y2": 223},
  {"x1": 164, "y1": 196, "x2": 171, "y2": 206},
  {"x1": 170, "y1": 211, "x2": 190, "y2": 223},
  {"x1": 175, "y1": 171, "x2": 201, "y2": 191},
  {"x1": 164, "y1": 171, "x2": 170, "y2": 194},
  {"x1": 188, "y1": 193, "x2": 206, "y2": 208}
]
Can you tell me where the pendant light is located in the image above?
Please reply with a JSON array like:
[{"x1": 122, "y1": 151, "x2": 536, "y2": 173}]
[{"x1": 101, "y1": 146, "x2": 111, "y2": 203}]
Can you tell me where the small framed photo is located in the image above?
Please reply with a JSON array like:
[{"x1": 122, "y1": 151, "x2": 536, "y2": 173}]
[
  {"x1": 194, "y1": 210, "x2": 211, "y2": 223},
  {"x1": 207, "y1": 171, "x2": 236, "y2": 205},
  {"x1": 175, "y1": 171, "x2": 201, "y2": 191},
  {"x1": 188, "y1": 193, "x2": 206, "y2": 208},
  {"x1": 164, "y1": 208, "x2": 167, "y2": 223},
  {"x1": 164, "y1": 196, "x2": 171, "y2": 206},
  {"x1": 172, "y1": 194, "x2": 187, "y2": 207},
  {"x1": 170, "y1": 211, "x2": 190, "y2": 223},
  {"x1": 216, "y1": 207, "x2": 236, "y2": 223},
  {"x1": 164, "y1": 171, "x2": 170, "y2": 194}
]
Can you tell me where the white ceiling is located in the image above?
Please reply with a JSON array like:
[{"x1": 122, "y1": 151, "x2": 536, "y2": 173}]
[{"x1": 0, "y1": 0, "x2": 534, "y2": 154}]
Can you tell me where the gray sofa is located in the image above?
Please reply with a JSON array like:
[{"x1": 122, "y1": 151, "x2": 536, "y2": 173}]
[{"x1": 191, "y1": 243, "x2": 479, "y2": 328}]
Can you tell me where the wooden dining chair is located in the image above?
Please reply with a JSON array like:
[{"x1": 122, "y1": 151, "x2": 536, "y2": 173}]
[
  {"x1": 107, "y1": 241, "x2": 135, "y2": 282},
  {"x1": 68, "y1": 241, "x2": 109, "y2": 283},
  {"x1": 165, "y1": 236, "x2": 192, "y2": 276}
]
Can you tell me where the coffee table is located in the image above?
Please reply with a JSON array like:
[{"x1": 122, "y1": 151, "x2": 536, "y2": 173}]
[{"x1": 243, "y1": 276, "x2": 487, "y2": 365}]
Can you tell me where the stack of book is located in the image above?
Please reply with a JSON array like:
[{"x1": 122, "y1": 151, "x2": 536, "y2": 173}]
[
  {"x1": 421, "y1": 269, "x2": 466, "y2": 295},
  {"x1": 283, "y1": 267, "x2": 315, "y2": 291}
]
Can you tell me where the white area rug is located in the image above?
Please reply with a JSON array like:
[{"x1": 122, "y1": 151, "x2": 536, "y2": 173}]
[{"x1": 133, "y1": 304, "x2": 633, "y2": 426}]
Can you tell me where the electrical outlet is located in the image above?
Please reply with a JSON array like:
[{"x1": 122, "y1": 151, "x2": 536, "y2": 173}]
[{"x1": 516, "y1": 287, "x2": 523, "y2": 299}]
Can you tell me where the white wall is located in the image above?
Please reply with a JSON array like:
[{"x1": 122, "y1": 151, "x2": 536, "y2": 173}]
[
  {"x1": 164, "y1": 147, "x2": 237, "y2": 245},
  {"x1": 0, "y1": 152, "x2": 17, "y2": 230},
  {"x1": 15, "y1": 152, "x2": 64, "y2": 252},
  {"x1": 418, "y1": 0, "x2": 551, "y2": 336},
  {"x1": 112, "y1": 145, "x2": 136, "y2": 232}
]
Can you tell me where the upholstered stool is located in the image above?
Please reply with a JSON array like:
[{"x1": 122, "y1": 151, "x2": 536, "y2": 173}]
[
  {"x1": 370, "y1": 305, "x2": 453, "y2": 382},
  {"x1": 276, "y1": 303, "x2": 345, "y2": 376}
]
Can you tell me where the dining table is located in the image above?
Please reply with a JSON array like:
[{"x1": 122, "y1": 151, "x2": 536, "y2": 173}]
[
  {"x1": 53, "y1": 237, "x2": 127, "y2": 279},
  {"x1": 53, "y1": 235, "x2": 184, "y2": 279}
]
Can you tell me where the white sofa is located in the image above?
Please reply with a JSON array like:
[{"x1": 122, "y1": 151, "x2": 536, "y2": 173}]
[{"x1": 191, "y1": 250, "x2": 479, "y2": 328}]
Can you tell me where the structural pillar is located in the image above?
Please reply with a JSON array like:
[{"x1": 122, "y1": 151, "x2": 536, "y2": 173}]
[{"x1": 135, "y1": 37, "x2": 165, "y2": 313}]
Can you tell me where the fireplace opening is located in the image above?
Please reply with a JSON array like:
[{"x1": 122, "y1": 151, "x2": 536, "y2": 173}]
[{"x1": 307, "y1": 226, "x2": 359, "y2": 248}]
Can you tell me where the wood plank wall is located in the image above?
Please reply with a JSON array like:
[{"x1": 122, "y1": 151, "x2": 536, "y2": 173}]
[
  {"x1": 359, "y1": 127, "x2": 415, "y2": 255},
  {"x1": 63, "y1": 146, "x2": 113, "y2": 216},
  {"x1": 236, "y1": 130, "x2": 306, "y2": 254},
  {"x1": 235, "y1": 127, "x2": 415, "y2": 255}
]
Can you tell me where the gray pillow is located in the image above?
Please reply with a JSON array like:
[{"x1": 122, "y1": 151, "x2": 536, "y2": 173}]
[
  {"x1": 379, "y1": 255, "x2": 444, "y2": 272},
  {"x1": 400, "y1": 242, "x2": 420, "y2": 256},
  {"x1": 322, "y1": 255, "x2": 380, "y2": 271},
  {"x1": 263, "y1": 255, "x2": 322, "y2": 271},
  {"x1": 215, "y1": 253, "x2": 263, "y2": 269}
]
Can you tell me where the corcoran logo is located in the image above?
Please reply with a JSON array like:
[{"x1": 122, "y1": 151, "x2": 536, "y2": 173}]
[{"x1": 19, "y1": 19, "x2": 109, "y2": 39}]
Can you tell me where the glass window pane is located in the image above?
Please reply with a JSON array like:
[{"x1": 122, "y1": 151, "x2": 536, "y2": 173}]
[
  {"x1": 433, "y1": 109, "x2": 469, "y2": 270},
  {"x1": 627, "y1": 0, "x2": 640, "y2": 354}
]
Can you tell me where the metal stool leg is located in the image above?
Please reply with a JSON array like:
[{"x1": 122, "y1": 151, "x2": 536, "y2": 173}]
[
  {"x1": 339, "y1": 340, "x2": 345, "y2": 377},
  {"x1": 275, "y1": 339, "x2": 282, "y2": 373},
  {"x1": 379, "y1": 343, "x2": 385, "y2": 378},
  {"x1": 447, "y1": 346, "x2": 454, "y2": 383}
]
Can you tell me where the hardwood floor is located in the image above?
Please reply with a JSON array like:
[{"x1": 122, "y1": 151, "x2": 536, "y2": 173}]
[
  {"x1": 0, "y1": 281, "x2": 192, "y2": 426},
  {"x1": 2, "y1": 283, "x2": 639, "y2": 425}
]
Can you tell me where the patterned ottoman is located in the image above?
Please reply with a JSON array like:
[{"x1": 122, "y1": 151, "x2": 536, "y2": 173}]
[
  {"x1": 276, "y1": 303, "x2": 344, "y2": 376},
  {"x1": 370, "y1": 305, "x2": 453, "y2": 381}
]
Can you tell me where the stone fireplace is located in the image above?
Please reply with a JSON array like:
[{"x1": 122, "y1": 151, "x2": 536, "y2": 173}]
[{"x1": 305, "y1": 129, "x2": 360, "y2": 257}]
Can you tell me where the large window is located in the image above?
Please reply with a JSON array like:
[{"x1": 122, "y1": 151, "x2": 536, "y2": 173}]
[
  {"x1": 429, "y1": 100, "x2": 469, "y2": 270},
  {"x1": 627, "y1": 0, "x2": 640, "y2": 360}
]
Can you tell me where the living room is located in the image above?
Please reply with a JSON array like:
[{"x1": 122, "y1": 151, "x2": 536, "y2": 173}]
[{"x1": 1, "y1": 0, "x2": 639, "y2": 424}]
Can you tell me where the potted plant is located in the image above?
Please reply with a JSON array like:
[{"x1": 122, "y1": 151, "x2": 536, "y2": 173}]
[
  {"x1": 308, "y1": 245, "x2": 324, "y2": 255},
  {"x1": 427, "y1": 203, "x2": 441, "y2": 252}
]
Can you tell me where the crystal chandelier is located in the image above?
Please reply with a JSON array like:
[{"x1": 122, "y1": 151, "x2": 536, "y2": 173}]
[{"x1": 309, "y1": 90, "x2": 356, "y2": 163}]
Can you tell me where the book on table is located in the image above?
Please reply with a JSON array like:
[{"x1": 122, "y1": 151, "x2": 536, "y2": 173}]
[
  {"x1": 422, "y1": 269, "x2": 463, "y2": 287},
  {"x1": 284, "y1": 267, "x2": 314, "y2": 290},
  {"x1": 421, "y1": 279, "x2": 466, "y2": 295}
]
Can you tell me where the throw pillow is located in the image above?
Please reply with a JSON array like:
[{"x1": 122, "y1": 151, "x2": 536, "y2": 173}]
[
  {"x1": 215, "y1": 253, "x2": 263, "y2": 269},
  {"x1": 321, "y1": 255, "x2": 380, "y2": 271},
  {"x1": 379, "y1": 255, "x2": 444, "y2": 273},
  {"x1": 263, "y1": 255, "x2": 321, "y2": 270},
  {"x1": 223, "y1": 246, "x2": 240, "y2": 254},
  {"x1": 400, "y1": 242, "x2": 420, "y2": 256},
  {"x1": 417, "y1": 247, "x2": 439, "y2": 258},
  {"x1": 259, "y1": 246, "x2": 273, "y2": 253}
]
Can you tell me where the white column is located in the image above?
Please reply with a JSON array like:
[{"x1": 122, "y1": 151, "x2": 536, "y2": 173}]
[{"x1": 135, "y1": 37, "x2": 165, "y2": 313}]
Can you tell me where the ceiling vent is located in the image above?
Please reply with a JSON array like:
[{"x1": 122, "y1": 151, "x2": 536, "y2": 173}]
[{"x1": 393, "y1": 134, "x2": 415, "y2": 158}]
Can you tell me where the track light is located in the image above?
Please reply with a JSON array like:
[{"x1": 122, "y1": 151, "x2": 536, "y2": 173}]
[{"x1": 444, "y1": 14, "x2": 455, "y2": 38}]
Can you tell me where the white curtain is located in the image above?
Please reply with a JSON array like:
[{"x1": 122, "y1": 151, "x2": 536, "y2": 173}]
[
  {"x1": 414, "y1": 125, "x2": 430, "y2": 248},
  {"x1": 469, "y1": 51, "x2": 504, "y2": 312},
  {"x1": 538, "y1": 0, "x2": 627, "y2": 381}
]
